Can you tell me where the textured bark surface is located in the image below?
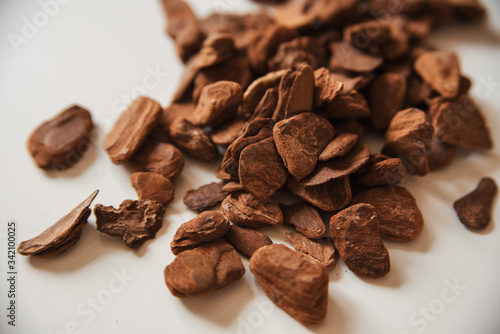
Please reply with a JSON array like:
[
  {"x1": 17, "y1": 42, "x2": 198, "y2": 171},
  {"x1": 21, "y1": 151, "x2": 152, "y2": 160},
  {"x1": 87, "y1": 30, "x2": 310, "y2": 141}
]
[
  {"x1": 249, "y1": 244, "x2": 329, "y2": 325},
  {"x1": 169, "y1": 117, "x2": 218, "y2": 162},
  {"x1": 414, "y1": 51, "x2": 461, "y2": 99},
  {"x1": 330, "y1": 204, "x2": 390, "y2": 278},
  {"x1": 282, "y1": 203, "x2": 326, "y2": 239},
  {"x1": 28, "y1": 105, "x2": 94, "y2": 170},
  {"x1": 454, "y1": 178, "x2": 497, "y2": 230},
  {"x1": 183, "y1": 182, "x2": 228, "y2": 212},
  {"x1": 18, "y1": 190, "x2": 98, "y2": 257},
  {"x1": 286, "y1": 232, "x2": 336, "y2": 269},
  {"x1": 164, "y1": 242, "x2": 245, "y2": 298},
  {"x1": 319, "y1": 133, "x2": 358, "y2": 161},
  {"x1": 221, "y1": 192, "x2": 283, "y2": 228},
  {"x1": 104, "y1": 97, "x2": 162, "y2": 164},
  {"x1": 193, "y1": 81, "x2": 243, "y2": 127},
  {"x1": 130, "y1": 141, "x2": 184, "y2": 181},
  {"x1": 352, "y1": 186, "x2": 424, "y2": 242},
  {"x1": 94, "y1": 200, "x2": 165, "y2": 249},
  {"x1": 226, "y1": 225, "x2": 273, "y2": 258},
  {"x1": 130, "y1": 172, "x2": 175, "y2": 206},
  {"x1": 171, "y1": 211, "x2": 230, "y2": 255}
]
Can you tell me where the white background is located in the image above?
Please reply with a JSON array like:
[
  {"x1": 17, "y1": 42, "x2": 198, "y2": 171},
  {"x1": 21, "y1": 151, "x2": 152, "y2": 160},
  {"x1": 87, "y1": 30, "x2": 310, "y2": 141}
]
[{"x1": 1, "y1": 1, "x2": 500, "y2": 333}]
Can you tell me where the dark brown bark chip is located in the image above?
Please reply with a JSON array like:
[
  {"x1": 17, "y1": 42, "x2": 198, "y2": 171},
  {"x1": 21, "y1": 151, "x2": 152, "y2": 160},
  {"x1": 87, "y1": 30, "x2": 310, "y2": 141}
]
[
  {"x1": 281, "y1": 203, "x2": 326, "y2": 239},
  {"x1": 273, "y1": 112, "x2": 334, "y2": 180},
  {"x1": 221, "y1": 192, "x2": 283, "y2": 228},
  {"x1": 239, "y1": 137, "x2": 288, "y2": 202},
  {"x1": 288, "y1": 176, "x2": 352, "y2": 212},
  {"x1": 330, "y1": 71, "x2": 374, "y2": 94},
  {"x1": 251, "y1": 88, "x2": 279, "y2": 121},
  {"x1": 268, "y1": 36, "x2": 326, "y2": 71},
  {"x1": 193, "y1": 81, "x2": 243, "y2": 127},
  {"x1": 222, "y1": 181, "x2": 244, "y2": 193},
  {"x1": 18, "y1": 190, "x2": 98, "y2": 257},
  {"x1": 344, "y1": 20, "x2": 391, "y2": 50},
  {"x1": 193, "y1": 56, "x2": 252, "y2": 102},
  {"x1": 454, "y1": 178, "x2": 497, "y2": 230},
  {"x1": 286, "y1": 232, "x2": 336, "y2": 269},
  {"x1": 249, "y1": 244, "x2": 328, "y2": 326},
  {"x1": 319, "y1": 133, "x2": 358, "y2": 161},
  {"x1": 285, "y1": 65, "x2": 316, "y2": 118},
  {"x1": 430, "y1": 95, "x2": 493, "y2": 150},
  {"x1": 324, "y1": 90, "x2": 371, "y2": 119},
  {"x1": 352, "y1": 187, "x2": 424, "y2": 242},
  {"x1": 28, "y1": 105, "x2": 94, "y2": 170},
  {"x1": 161, "y1": 0, "x2": 205, "y2": 63},
  {"x1": 314, "y1": 67, "x2": 344, "y2": 107},
  {"x1": 210, "y1": 116, "x2": 247, "y2": 146},
  {"x1": 164, "y1": 242, "x2": 245, "y2": 298},
  {"x1": 371, "y1": 73, "x2": 407, "y2": 130},
  {"x1": 330, "y1": 203, "x2": 390, "y2": 278},
  {"x1": 414, "y1": 51, "x2": 461, "y2": 99},
  {"x1": 356, "y1": 155, "x2": 408, "y2": 186},
  {"x1": 171, "y1": 211, "x2": 230, "y2": 255},
  {"x1": 130, "y1": 172, "x2": 175, "y2": 207},
  {"x1": 300, "y1": 143, "x2": 370, "y2": 187},
  {"x1": 241, "y1": 70, "x2": 288, "y2": 119},
  {"x1": 329, "y1": 42, "x2": 383, "y2": 73},
  {"x1": 226, "y1": 225, "x2": 273, "y2": 258},
  {"x1": 94, "y1": 200, "x2": 165, "y2": 249},
  {"x1": 169, "y1": 117, "x2": 218, "y2": 162},
  {"x1": 104, "y1": 97, "x2": 162, "y2": 165},
  {"x1": 130, "y1": 141, "x2": 185, "y2": 181},
  {"x1": 382, "y1": 140, "x2": 429, "y2": 177},
  {"x1": 183, "y1": 182, "x2": 229, "y2": 212}
]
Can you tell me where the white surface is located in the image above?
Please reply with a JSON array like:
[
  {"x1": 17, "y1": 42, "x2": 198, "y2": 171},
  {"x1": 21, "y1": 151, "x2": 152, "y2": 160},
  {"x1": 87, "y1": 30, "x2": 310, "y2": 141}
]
[{"x1": 1, "y1": 1, "x2": 500, "y2": 334}]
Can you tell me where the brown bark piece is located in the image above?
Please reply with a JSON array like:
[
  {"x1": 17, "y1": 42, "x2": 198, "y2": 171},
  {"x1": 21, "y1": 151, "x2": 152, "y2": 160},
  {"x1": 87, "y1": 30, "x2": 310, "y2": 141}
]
[
  {"x1": 161, "y1": 0, "x2": 205, "y2": 63},
  {"x1": 324, "y1": 91, "x2": 371, "y2": 119},
  {"x1": 330, "y1": 71, "x2": 374, "y2": 94},
  {"x1": 300, "y1": 143, "x2": 370, "y2": 187},
  {"x1": 249, "y1": 244, "x2": 328, "y2": 326},
  {"x1": 18, "y1": 190, "x2": 98, "y2": 257},
  {"x1": 414, "y1": 51, "x2": 461, "y2": 99},
  {"x1": 226, "y1": 225, "x2": 273, "y2": 258},
  {"x1": 273, "y1": 112, "x2": 334, "y2": 180},
  {"x1": 239, "y1": 137, "x2": 288, "y2": 202},
  {"x1": 287, "y1": 176, "x2": 352, "y2": 212},
  {"x1": 275, "y1": 0, "x2": 357, "y2": 29},
  {"x1": 454, "y1": 178, "x2": 497, "y2": 230},
  {"x1": 193, "y1": 56, "x2": 252, "y2": 102},
  {"x1": 130, "y1": 141, "x2": 184, "y2": 181},
  {"x1": 241, "y1": 70, "x2": 288, "y2": 118},
  {"x1": 314, "y1": 67, "x2": 344, "y2": 107},
  {"x1": 285, "y1": 65, "x2": 315, "y2": 118},
  {"x1": 281, "y1": 203, "x2": 326, "y2": 239},
  {"x1": 330, "y1": 203, "x2": 390, "y2": 278},
  {"x1": 94, "y1": 200, "x2": 165, "y2": 249},
  {"x1": 371, "y1": 73, "x2": 407, "y2": 129},
  {"x1": 152, "y1": 103, "x2": 196, "y2": 143},
  {"x1": 344, "y1": 20, "x2": 390, "y2": 50},
  {"x1": 171, "y1": 211, "x2": 230, "y2": 255},
  {"x1": 352, "y1": 187, "x2": 424, "y2": 242},
  {"x1": 247, "y1": 25, "x2": 298, "y2": 74},
  {"x1": 164, "y1": 242, "x2": 245, "y2": 298},
  {"x1": 251, "y1": 88, "x2": 279, "y2": 121},
  {"x1": 356, "y1": 155, "x2": 408, "y2": 186},
  {"x1": 268, "y1": 37, "x2": 326, "y2": 71},
  {"x1": 221, "y1": 192, "x2": 283, "y2": 228},
  {"x1": 319, "y1": 133, "x2": 359, "y2": 161},
  {"x1": 183, "y1": 182, "x2": 229, "y2": 212},
  {"x1": 222, "y1": 181, "x2": 244, "y2": 193},
  {"x1": 211, "y1": 116, "x2": 247, "y2": 146},
  {"x1": 130, "y1": 172, "x2": 175, "y2": 206},
  {"x1": 193, "y1": 81, "x2": 243, "y2": 127},
  {"x1": 28, "y1": 105, "x2": 94, "y2": 170},
  {"x1": 329, "y1": 42, "x2": 383, "y2": 73},
  {"x1": 286, "y1": 233, "x2": 336, "y2": 269},
  {"x1": 430, "y1": 95, "x2": 493, "y2": 150},
  {"x1": 104, "y1": 97, "x2": 162, "y2": 164},
  {"x1": 169, "y1": 118, "x2": 218, "y2": 162}
]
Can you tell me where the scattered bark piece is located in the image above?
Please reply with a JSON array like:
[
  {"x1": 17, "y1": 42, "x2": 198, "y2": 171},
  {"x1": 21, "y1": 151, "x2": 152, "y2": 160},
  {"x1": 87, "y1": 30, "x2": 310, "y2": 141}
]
[
  {"x1": 282, "y1": 203, "x2": 326, "y2": 239},
  {"x1": 183, "y1": 182, "x2": 229, "y2": 212},
  {"x1": 226, "y1": 225, "x2": 273, "y2": 258},
  {"x1": 130, "y1": 141, "x2": 184, "y2": 181},
  {"x1": 319, "y1": 133, "x2": 358, "y2": 161},
  {"x1": 193, "y1": 81, "x2": 243, "y2": 127},
  {"x1": 286, "y1": 232, "x2": 336, "y2": 269},
  {"x1": 130, "y1": 172, "x2": 175, "y2": 206},
  {"x1": 414, "y1": 51, "x2": 461, "y2": 99},
  {"x1": 454, "y1": 178, "x2": 497, "y2": 230},
  {"x1": 169, "y1": 118, "x2": 218, "y2": 162},
  {"x1": 221, "y1": 192, "x2": 283, "y2": 228}
]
